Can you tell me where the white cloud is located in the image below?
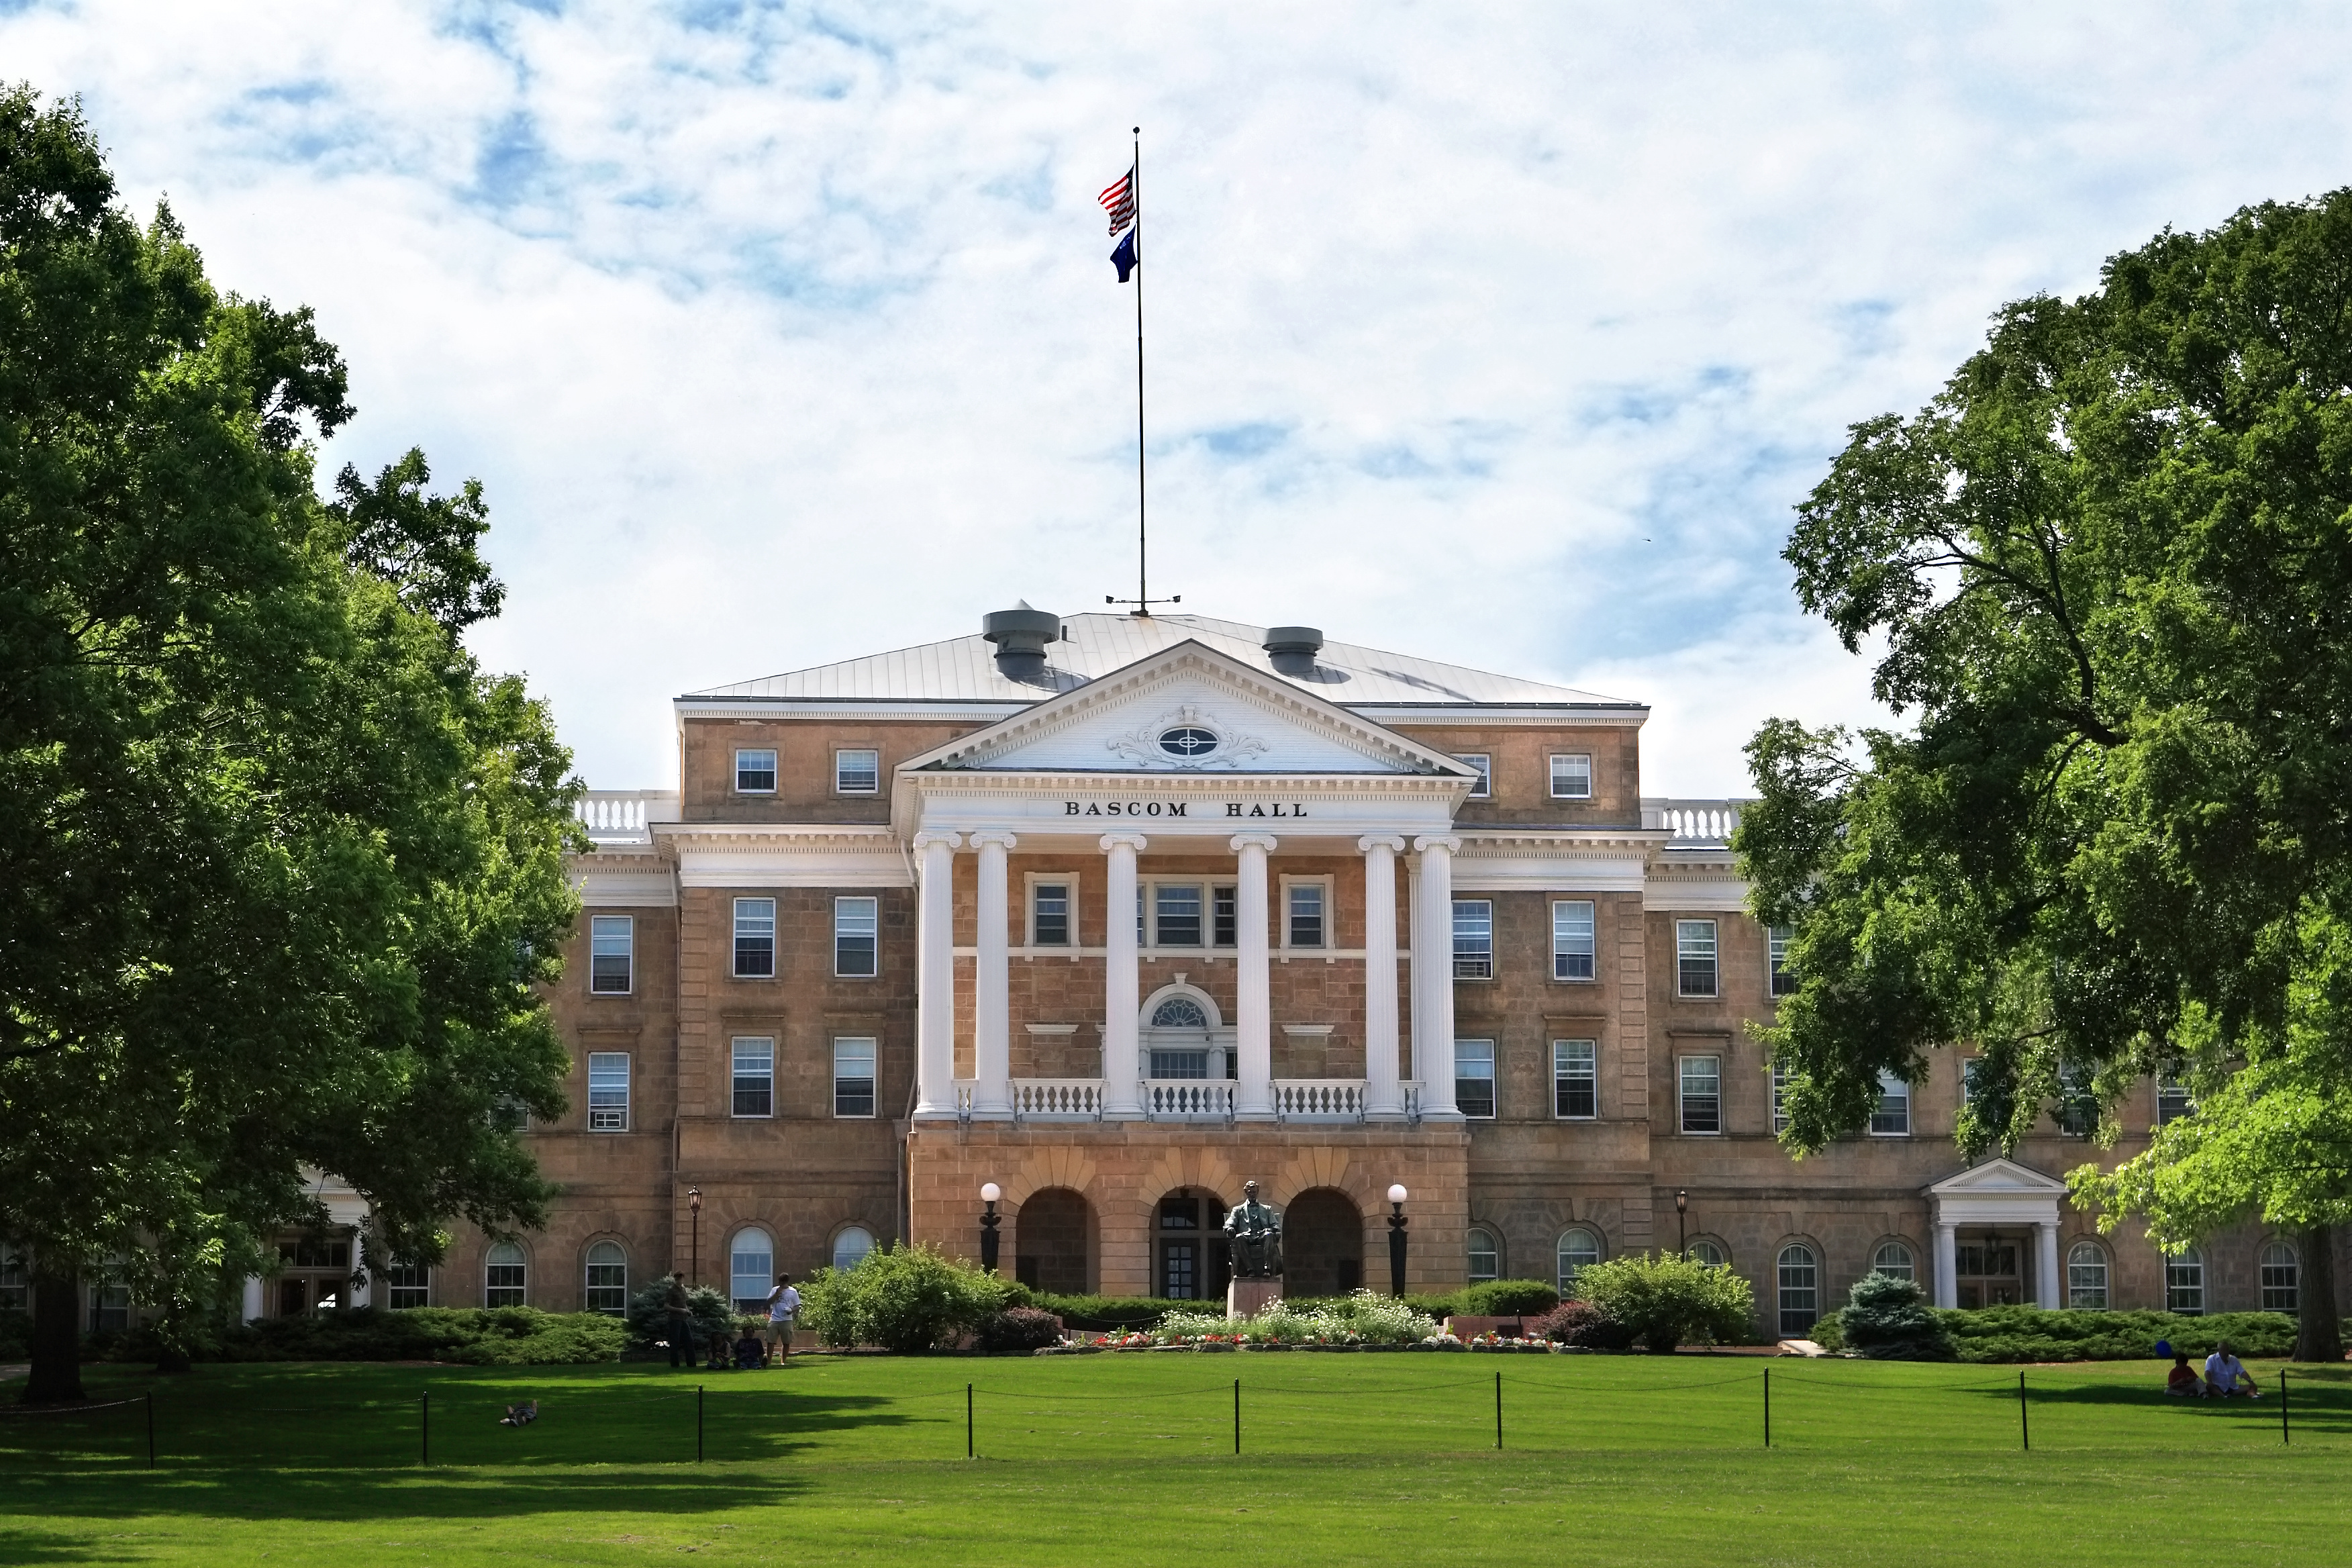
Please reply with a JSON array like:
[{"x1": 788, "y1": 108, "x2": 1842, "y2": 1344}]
[{"x1": 9, "y1": 1, "x2": 2349, "y2": 790}]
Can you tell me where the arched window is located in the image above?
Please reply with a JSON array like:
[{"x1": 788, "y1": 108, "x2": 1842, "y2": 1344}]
[
  {"x1": 2066, "y1": 1241, "x2": 2108, "y2": 1310},
  {"x1": 1872, "y1": 1241, "x2": 1916, "y2": 1282},
  {"x1": 1467, "y1": 1227, "x2": 1500, "y2": 1283},
  {"x1": 2261, "y1": 1242, "x2": 2300, "y2": 1315},
  {"x1": 1556, "y1": 1228, "x2": 1602, "y2": 1295},
  {"x1": 832, "y1": 1226, "x2": 877, "y2": 1273},
  {"x1": 1150, "y1": 995, "x2": 1210, "y2": 1028},
  {"x1": 1776, "y1": 1244, "x2": 1818, "y2": 1336},
  {"x1": 2165, "y1": 1246, "x2": 2205, "y2": 1316},
  {"x1": 484, "y1": 1242, "x2": 527, "y2": 1308},
  {"x1": 1690, "y1": 1239, "x2": 1728, "y2": 1269},
  {"x1": 730, "y1": 1228, "x2": 775, "y2": 1313},
  {"x1": 585, "y1": 1241, "x2": 628, "y2": 1316}
]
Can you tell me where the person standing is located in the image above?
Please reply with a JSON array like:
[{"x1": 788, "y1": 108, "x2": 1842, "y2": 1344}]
[
  {"x1": 765, "y1": 1272, "x2": 801, "y2": 1364},
  {"x1": 663, "y1": 1271, "x2": 695, "y2": 1370}
]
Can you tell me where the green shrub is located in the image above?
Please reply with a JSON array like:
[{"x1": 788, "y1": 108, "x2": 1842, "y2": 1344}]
[
  {"x1": 975, "y1": 1306, "x2": 1064, "y2": 1353},
  {"x1": 1027, "y1": 1293, "x2": 1195, "y2": 1329},
  {"x1": 1530, "y1": 1300, "x2": 1634, "y2": 1349},
  {"x1": 1571, "y1": 1253, "x2": 1755, "y2": 1353},
  {"x1": 213, "y1": 1306, "x2": 623, "y2": 1364},
  {"x1": 0, "y1": 1309, "x2": 34, "y2": 1360},
  {"x1": 1937, "y1": 1307, "x2": 2296, "y2": 1363},
  {"x1": 1153, "y1": 1289, "x2": 1438, "y2": 1346},
  {"x1": 1808, "y1": 1314, "x2": 1845, "y2": 1352},
  {"x1": 624, "y1": 1280, "x2": 732, "y2": 1352},
  {"x1": 797, "y1": 1242, "x2": 1010, "y2": 1353},
  {"x1": 1458, "y1": 1279, "x2": 1561, "y2": 1316},
  {"x1": 1838, "y1": 1274, "x2": 1956, "y2": 1361}
]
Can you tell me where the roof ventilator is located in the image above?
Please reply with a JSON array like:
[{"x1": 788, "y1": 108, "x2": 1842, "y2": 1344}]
[
  {"x1": 1263, "y1": 626, "x2": 1324, "y2": 676},
  {"x1": 982, "y1": 601, "x2": 1063, "y2": 683}
]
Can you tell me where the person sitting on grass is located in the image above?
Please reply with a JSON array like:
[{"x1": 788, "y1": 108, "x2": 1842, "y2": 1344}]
[
  {"x1": 706, "y1": 1332, "x2": 732, "y2": 1373},
  {"x1": 2204, "y1": 1340, "x2": 2260, "y2": 1398},
  {"x1": 734, "y1": 1326, "x2": 766, "y2": 1369},
  {"x1": 2165, "y1": 1353, "x2": 2206, "y2": 1397},
  {"x1": 498, "y1": 1400, "x2": 539, "y2": 1427}
]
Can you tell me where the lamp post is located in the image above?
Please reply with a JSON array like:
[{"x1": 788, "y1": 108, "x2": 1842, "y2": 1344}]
[
  {"x1": 1387, "y1": 1184, "x2": 1410, "y2": 1297},
  {"x1": 687, "y1": 1187, "x2": 703, "y2": 1285},
  {"x1": 1676, "y1": 1189, "x2": 1687, "y2": 1259},
  {"x1": 979, "y1": 1183, "x2": 1002, "y2": 1274}
]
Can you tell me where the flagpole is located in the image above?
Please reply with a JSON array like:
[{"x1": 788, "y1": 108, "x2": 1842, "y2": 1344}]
[{"x1": 1132, "y1": 126, "x2": 1147, "y2": 614}]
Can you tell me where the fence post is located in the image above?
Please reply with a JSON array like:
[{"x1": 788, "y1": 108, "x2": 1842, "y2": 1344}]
[
  {"x1": 967, "y1": 1383, "x2": 975, "y2": 1459},
  {"x1": 1232, "y1": 1379, "x2": 1240, "y2": 1456},
  {"x1": 421, "y1": 1391, "x2": 430, "y2": 1466},
  {"x1": 2018, "y1": 1371, "x2": 2029, "y2": 1452},
  {"x1": 1763, "y1": 1367, "x2": 1769, "y2": 1449},
  {"x1": 1494, "y1": 1369, "x2": 1502, "y2": 1451},
  {"x1": 146, "y1": 1393, "x2": 156, "y2": 1468},
  {"x1": 697, "y1": 1385, "x2": 705, "y2": 1463},
  {"x1": 2281, "y1": 1369, "x2": 2289, "y2": 1446}
]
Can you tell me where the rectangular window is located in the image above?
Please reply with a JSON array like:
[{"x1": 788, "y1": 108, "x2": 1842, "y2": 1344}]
[
  {"x1": 490, "y1": 1096, "x2": 530, "y2": 1134},
  {"x1": 1212, "y1": 885, "x2": 1237, "y2": 946},
  {"x1": 835, "y1": 896, "x2": 879, "y2": 977},
  {"x1": 835, "y1": 748, "x2": 879, "y2": 794},
  {"x1": 1453, "y1": 899, "x2": 1493, "y2": 979},
  {"x1": 1453, "y1": 754, "x2": 1491, "y2": 798},
  {"x1": 2157, "y1": 1079, "x2": 2193, "y2": 1126},
  {"x1": 2056, "y1": 1063, "x2": 2098, "y2": 1137},
  {"x1": 1155, "y1": 883, "x2": 1203, "y2": 946},
  {"x1": 1286, "y1": 881, "x2": 1326, "y2": 948},
  {"x1": 1032, "y1": 883, "x2": 1071, "y2": 946},
  {"x1": 733, "y1": 897, "x2": 775, "y2": 978},
  {"x1": 734, "y1": 748, "x2": 777, "y2": 793},
  {"x1": 1679, "y1": 1055, "x2": 1721, "y2": 1134},
  {"x1": 1869, "y1": 1069, "x2": 1910, "y2": 1136},
  {"x1": 1553, "y1": 1040, "x2": 1597, "y2": 1119},
  {"x1": 1675, "y1": 919, "x2": 1718, "y2": 997},
  {"x1": 1768, "y1": 925, "x2": 1795, "y2": 996},
  {"x1": 1549, "y1": 752, "x2": 1593, "y2": 799},
  {"x1": 383, "y1": 1263, "x2": 429, "y2": 1310},
  {"x1": 834, "y1": 1037, "x2": 877, "y2": 1118},
  {"x1": 1771, "y1": 1065, "x2": 1792, "y2": 1135},
  {"x1": 1961, "y1": 1057, "x2": 1984, "y2": 1106},
  {"x1": 0, "y1": 1247, "x2": 29, "y2": 1315},
  {"x1": 732, "y1": 1037, "x2": 774, "y2": 1118},
  {"x1": 587, "y1": 1052, "x2": 630, "y2": 1132},
  {"x1": 1552, "y1": 899, "x2": 1596, "y2": 981},
  {"x1": 1455, "y1": 1039, "x2": 1496, "y2": 1119},
  {"x1": 589, "y1": 914, "x2": 634, "y2": 995},
  {"x1": 1150, "y1": 1048, "x2": 1210, "y2": 1079}
]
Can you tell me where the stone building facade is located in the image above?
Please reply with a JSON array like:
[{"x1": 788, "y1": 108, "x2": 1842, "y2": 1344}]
[{"x1": 385, "y1": 610, "x2": 2316, "y2": 1336}]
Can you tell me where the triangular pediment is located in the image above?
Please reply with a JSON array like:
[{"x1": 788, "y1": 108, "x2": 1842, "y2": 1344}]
[
  {"x1": 1925, "y1": 1157, "x2": 2068, "y2": 1196},
  {"x1": 899, "y1": 640, "x2": 1478, "y2": 780}
]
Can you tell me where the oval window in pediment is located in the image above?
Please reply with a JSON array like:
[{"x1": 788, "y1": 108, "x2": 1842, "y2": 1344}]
[{"x1": 1158, "y1": 726, "x2": 1218, "y2": 758}]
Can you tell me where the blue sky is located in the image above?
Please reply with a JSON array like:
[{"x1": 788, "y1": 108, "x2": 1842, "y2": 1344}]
[{"x1": 11, "y1": 2, "x2": 2352, "y2": 791}]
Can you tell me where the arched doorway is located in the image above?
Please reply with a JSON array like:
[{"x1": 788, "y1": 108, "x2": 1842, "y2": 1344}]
[
  {"x1": 1014, "y1": 1187, "x2": 1091, "y2": 1295},
  {"x1": 1153, "y1": 1187, "x2": 1231, "y2": 1301},
  {"x1": 1283, "y1": 1188, "x2": 1363, "y2": 1296}
]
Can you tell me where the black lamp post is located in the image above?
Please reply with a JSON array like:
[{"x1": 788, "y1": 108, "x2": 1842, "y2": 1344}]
[
  {"x1": 1387, "y1": 1183, "x2": 1410, "y2": 1297},
  {"x1": 1676, "y1": 1189, "x2": 1687, "y2": 1259},
  {"x1": 687, "y1": 1187, "x2": 703, "y2": 1284},
  {"x1": 979, "y1": 1183, "x2": 1002, "y2": 1273}
]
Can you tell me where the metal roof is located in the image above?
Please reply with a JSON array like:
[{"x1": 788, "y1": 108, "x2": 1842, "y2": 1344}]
[{"x1": 681, "y1": 613, "x2": 1640, "y2": 709}]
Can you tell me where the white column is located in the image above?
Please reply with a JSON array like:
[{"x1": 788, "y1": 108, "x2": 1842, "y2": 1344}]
[
  {"x1": 2035, "y1": 1220, "x2": 2061, "y2": 1309},
  {"x1": 1933, "y1": 1221, "x2": 1959, "y2": 1308},
  {"x1": 241, "y1": 1275, "x2": 264, "y2": 1323},
  {"x1": 970, "y1": 831, "x2": 1016, "y2": 1117},
  {"x1": 1412, "y1": 835, "x2": 1463, "y2": 1118},
  {"x1": 912, "y1": 830, "x2": 963, "y2": 1118},
  {"x1": 1359, "y1": 835, "x2": 1406, "y2": 1119},
  {"x1": 1231, "y1": 834, "x2": 1278, "y2": 1119},
  {"x1": 1100, "y1": 833, "x2": 1147, "y2": 1117},
  {"x1": 1406, "y1": 858, "x2": 1424, "y2": 1104}
]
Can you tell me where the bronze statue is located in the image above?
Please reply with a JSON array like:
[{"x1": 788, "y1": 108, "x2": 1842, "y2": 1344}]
[{"x1": 1222, "y1": 1179, "x2": 1283, "y2": 1278}]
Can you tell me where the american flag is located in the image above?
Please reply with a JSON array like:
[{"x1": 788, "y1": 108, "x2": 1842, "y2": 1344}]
[{"x1": 1099, "y1": 164, "x2": 1136, "y2": 234}]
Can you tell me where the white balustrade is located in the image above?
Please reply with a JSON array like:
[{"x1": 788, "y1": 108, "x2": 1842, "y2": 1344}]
[
  {"x1": 576, "y1": 790, "x2": 682, "y2": 842},
  {"x1": 1272, "y1": 1079, "x2": 1367, "y2": 1121},
  {"x1": 1010, "y1": 1079, "x2": 1104, "y2": 1119},
  {"x1": 1640, "y1": 797, "x2": 1746, "y2": 844},
  {"x1": 1142, "y1": 1079, "x2": 1237, "y2": 1119}
]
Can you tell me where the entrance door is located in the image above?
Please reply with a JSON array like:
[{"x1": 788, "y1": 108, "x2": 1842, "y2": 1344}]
[
  {"x1": 1155, "y1": 1191, "x2": 1228, "y2": 1300},
  {"x1": 277, "y1": 1277, "x2": 308, "y2": 1318},
  {"x1": 1955, "y1": 1238, "x2": 2022, "y2": 1308}
]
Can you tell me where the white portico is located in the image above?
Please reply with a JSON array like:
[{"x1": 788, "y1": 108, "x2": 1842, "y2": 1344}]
[
  {"x1": 1924, "y1": 1159, "x2": 2071, "y2": 1310},
  {"x1": 891, "y1": 640, "x2": 1479, "y2": 1126}
]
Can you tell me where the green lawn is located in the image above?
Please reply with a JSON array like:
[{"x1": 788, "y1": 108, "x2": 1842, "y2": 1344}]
[{"x1": 3, "y1": 1353, "x2": 2347, "y2": 1565}]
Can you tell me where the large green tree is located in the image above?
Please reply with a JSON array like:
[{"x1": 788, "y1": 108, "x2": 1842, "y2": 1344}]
[
  {"x1": 0, "y1": 90, "x2": 581, "y2": 1400},
  {"x1": 1738, "y1": 190, "x2": 2352, "y2": 1361}
]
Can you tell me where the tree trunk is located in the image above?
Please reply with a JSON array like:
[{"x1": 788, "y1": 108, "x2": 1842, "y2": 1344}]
[
  {"x1": 2294, "y1": 1223, "x2": 2343, "y2": 1363},
  {"x1": 23, "y1": 1271, "x2": 86, "y2": 1404}
]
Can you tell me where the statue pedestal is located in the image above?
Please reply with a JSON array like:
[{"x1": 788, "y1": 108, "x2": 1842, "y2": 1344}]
[{"x1": 1227, "y1": 1278, "x2": 1283, "y2": 1320}]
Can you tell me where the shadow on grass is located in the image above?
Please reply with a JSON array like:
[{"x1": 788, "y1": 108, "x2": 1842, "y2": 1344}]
[{"x1": 1967, "y1": 1377, "x2": 2352, "y2": 1435}]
